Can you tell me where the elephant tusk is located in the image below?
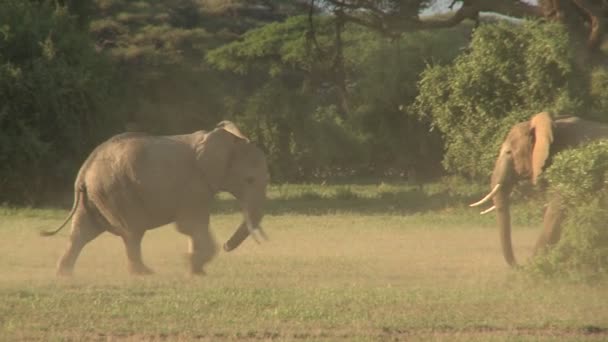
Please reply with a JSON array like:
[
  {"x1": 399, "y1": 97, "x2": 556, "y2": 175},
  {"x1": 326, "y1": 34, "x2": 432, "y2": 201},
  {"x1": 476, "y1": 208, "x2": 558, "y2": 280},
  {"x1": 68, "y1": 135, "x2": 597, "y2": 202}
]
[
  {"x1": 470, "y1": 184, "x2": 501, "y2": 207},
  {"x1": 480, "y1": 205, "x2": 496, "y2": 215},
  {"x1": 245, "y1": 216, "x2": 261, "y2": 244},
  {"x1": 248, "y1": 227, "x2": 261, "y2": 244}
]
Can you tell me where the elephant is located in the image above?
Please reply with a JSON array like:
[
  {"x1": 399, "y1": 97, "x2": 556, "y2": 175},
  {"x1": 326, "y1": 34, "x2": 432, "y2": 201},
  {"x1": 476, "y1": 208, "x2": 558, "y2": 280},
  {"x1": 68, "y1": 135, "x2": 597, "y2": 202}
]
[
  {"x1": 470, "y1": 112, "x2": 608, "y2": 267},
  {"x1": 41, "y1": 121, "x2": 269, "y2": 276}
]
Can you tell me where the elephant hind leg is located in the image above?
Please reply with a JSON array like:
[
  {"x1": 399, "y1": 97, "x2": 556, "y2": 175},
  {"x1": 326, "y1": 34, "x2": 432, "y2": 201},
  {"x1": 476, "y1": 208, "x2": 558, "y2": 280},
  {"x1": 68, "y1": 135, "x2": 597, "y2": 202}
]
[
  {"x1": 56, "y1": 212, "x2": 104, "y2": 276},
  {"x1": 121, "y1": 230, "x2": 153, "y2": 275}
]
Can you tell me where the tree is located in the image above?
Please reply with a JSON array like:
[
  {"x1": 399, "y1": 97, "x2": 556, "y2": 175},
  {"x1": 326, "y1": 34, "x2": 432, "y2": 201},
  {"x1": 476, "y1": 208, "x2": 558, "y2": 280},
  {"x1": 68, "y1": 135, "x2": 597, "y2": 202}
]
[
  {"x1": 412, "y1": 21, "x2": 588, "y2": 178},
  {"x1": 0, "y1": 1, "x2": 119, "y2": 203},
  {"x1": 208, "y1": 15, "x2": 469, "y2": 180},
  {"x1": 88, "y1": 0, "x2": 310, "y2": 133}
]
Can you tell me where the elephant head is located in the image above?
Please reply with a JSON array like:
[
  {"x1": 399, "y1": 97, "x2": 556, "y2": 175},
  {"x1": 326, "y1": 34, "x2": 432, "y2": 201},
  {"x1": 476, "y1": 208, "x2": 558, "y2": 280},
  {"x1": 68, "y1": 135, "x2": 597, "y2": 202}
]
[
  {"x1": 195, "y1": 121, "x2": 269, "y2": 252},
  {"x1": 474, "y1": 112, "x2": 554, "y2": 266}
]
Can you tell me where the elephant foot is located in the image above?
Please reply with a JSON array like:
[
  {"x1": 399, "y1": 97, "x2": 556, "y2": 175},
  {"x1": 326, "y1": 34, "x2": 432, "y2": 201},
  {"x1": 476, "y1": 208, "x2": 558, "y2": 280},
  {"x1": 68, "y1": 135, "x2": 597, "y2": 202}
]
[
  {"x1": 188, "y1": 252, "x2": 211, "y2": 276},
  {"x1": 190, "y1": 268, "x2": 207, "y2": 276},
  {"x1": 129, "y1": 264, "x2": 154, "y2": 276},
  {"x1": 189, "y1": 262, "x2": 207, "y2": 276},
  {"x1": 56, "y1": 267, "x2": 74, "y2": 277}
]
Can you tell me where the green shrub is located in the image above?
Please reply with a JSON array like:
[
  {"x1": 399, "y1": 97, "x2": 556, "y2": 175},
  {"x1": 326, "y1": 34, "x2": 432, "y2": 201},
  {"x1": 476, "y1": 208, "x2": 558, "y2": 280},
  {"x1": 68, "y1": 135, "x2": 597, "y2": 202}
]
[
  {"x1": 413, "y1": 21, "x2": 584, "y2": 178},
  {"x1": 0, "y1": 1, "x2": 120, "y2": 204},
  {"x1": 528, "y1": 140, "x2": 608, "y2": 279},
  {"x1": 589, "y1": 67, "x2": 608, "y2": 122},
  {"x1": 208, "y1": 15, "x2": 469, "y2": 180}
]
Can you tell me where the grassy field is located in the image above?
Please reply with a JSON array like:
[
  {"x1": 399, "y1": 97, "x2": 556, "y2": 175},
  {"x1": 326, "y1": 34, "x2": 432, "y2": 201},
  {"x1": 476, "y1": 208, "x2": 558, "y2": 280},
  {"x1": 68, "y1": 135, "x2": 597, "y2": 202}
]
[{"x1": 1, "y1": 182, "x2": 607, "y2": 341}]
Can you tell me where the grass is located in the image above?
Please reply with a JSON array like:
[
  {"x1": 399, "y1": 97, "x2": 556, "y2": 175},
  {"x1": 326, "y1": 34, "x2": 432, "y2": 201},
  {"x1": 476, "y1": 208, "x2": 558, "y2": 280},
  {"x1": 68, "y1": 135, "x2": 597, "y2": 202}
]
[{"x1": 1, "y1": 181, "x2": 607, "y2": 341}]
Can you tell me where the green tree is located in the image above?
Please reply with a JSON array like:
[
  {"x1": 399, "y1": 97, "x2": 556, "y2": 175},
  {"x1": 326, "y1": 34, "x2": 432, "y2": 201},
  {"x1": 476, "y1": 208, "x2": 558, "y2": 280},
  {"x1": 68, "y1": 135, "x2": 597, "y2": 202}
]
[
  {"x1": 208, "y1": 15, "x2": 356, "y2": 180},
  {"x1": 208, "y1": 15, "x2": 469, "y2": 180},
  {"x1": 0, "y1": 0, "x2": 119, "y2": 203},
  {"x1": 88, "y1": 0, "x2": 308, "y2": 134},
  {"x1": 413, "y1": 21, "x2": 586, "y2": 178}
]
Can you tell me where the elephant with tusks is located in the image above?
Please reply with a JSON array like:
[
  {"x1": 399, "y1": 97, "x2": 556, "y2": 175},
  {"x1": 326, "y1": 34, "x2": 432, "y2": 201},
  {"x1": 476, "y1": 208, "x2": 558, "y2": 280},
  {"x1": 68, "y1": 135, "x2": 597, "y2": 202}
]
[{"x1": 471, "y1": 112, "x2": 608, "y2": 267}]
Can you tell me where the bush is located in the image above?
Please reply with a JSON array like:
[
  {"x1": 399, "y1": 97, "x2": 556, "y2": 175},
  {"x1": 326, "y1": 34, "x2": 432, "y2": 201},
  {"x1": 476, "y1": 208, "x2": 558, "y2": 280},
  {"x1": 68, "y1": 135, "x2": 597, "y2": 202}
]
[
  {"x1": 413, "y1": 20, "x2": 585, "y2": 178},
  {"x1": 208, "y1": 15, "x2": 469, "y2": 180},
  {"x1": 528, "y1": 140, "x2": 608, "y2": 279},
  {"x1": 589, "y1": 67, "x2": 608, "y2": 122},
  {"x1": 0, "y1": 1, "x2": 120, "y2": 204}
]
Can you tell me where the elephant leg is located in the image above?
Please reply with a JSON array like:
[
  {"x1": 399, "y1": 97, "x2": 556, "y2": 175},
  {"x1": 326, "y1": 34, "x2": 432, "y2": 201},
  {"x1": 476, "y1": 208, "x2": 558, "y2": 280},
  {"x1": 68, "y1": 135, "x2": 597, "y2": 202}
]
[
  {"x1": 121, "y1": 230, "x2": 153, "y2": 275},
  {"x1": 56, "y1": 212, "x2": 103, "y2": 276},
  {"x1": 176, "y1": 213, "x2": 216, "y2": 275},
  {"x1": 533, "y1": 195, "x2": 565, "y2": 256}
]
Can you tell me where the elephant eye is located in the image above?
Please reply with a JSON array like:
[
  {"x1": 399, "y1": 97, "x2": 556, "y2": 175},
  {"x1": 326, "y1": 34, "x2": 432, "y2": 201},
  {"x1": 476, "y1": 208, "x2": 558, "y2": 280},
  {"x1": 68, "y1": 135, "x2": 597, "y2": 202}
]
[{"x1": 245, "y1": 176, "x2": 255, "y2": 184}]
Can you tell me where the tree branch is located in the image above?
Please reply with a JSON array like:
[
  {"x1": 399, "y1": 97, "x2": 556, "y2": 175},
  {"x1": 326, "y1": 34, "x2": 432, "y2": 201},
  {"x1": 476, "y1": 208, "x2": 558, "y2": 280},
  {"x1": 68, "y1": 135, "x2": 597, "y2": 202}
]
[
  {"x1": 570, "y1": 0, "x2": 607, "y2": 50},
  {"x1": 322, "y1": 0, "x2": 605, "y2": 53},
  {"x1": 325, "y1": 0, "x2": 545, "y2": 36}
]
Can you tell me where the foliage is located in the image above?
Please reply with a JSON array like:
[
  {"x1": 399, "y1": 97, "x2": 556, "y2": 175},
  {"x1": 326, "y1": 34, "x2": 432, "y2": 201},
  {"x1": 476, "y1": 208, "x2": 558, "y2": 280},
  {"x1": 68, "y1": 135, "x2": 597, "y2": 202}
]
[
  {"x1": 87, "y1": 0, "x2": 308, "y2": 134},
  {"x1": 208, "y1": 15, "x2": 469, "y2": 180},
  {"x1": 413, "y1": 21, "x2": 584, "y2": 178},
  {"x1": 528, "y1": 140, "x2": 608, "y2": 279},
  {"x1": 0, "y1": 0, "x2": 119, "y2": 204},
  {"x1": 7, "y1": 0, "x2": 607, "y2": 204},
  {"x1": 347, "y1": 26, "x2": 470, "y2": 178},
  {"x1": 544, "y1": 140, "x2": 608, "y2": 201},
  {"x1": 588, "y1": 67, "x2": 608, "y2": 122},
  {"x1": 89, "y1": 0, "x2": 237, "y2": 133}
]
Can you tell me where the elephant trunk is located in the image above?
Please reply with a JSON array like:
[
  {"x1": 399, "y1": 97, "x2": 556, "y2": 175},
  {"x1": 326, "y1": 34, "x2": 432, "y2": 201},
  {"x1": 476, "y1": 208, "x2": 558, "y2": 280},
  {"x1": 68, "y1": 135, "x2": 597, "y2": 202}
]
[
  {"x1": 223, "y1": 204, "x2": 266, "y2": 252},
  {"x1": 472, "y1": 150, "x2": 519, "y2": 267},
  {"x1": 491, "y1": 154, "x2": 518, "y2": 267},
  {"x1": 494, "y1": 190, "x2": 517, "y2": 267},
  {"x1": 223, "y1": 221, "x2": 249, "y2": 252}
]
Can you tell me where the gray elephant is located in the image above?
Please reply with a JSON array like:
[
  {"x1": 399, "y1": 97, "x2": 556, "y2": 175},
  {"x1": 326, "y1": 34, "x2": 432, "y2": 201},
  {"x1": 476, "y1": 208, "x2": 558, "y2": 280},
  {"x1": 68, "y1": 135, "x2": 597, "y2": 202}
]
[
  {"x1": 42, "y1": 121, "x2": 269, "y2": 276},
  {"x1": 470, "y1": 112, "x2": 608, "y2": 267}
]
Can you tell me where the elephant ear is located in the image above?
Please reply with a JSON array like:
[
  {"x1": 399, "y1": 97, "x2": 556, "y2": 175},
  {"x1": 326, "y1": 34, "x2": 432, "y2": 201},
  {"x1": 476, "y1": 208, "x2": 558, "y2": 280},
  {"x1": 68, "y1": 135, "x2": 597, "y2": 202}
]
[
  {"x1": 195, "y1": 123, "x2": 249, "y2": 189},
  {"x1": 530, "y1": 112, "x2": 554, "y2": 185}
]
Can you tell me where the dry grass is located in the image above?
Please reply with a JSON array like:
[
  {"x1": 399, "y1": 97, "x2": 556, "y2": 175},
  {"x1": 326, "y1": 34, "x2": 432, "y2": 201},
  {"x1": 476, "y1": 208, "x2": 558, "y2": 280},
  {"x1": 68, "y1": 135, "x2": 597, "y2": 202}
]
[{"x1": 1, "y1": 188, "x2": 607, "y2": 341}]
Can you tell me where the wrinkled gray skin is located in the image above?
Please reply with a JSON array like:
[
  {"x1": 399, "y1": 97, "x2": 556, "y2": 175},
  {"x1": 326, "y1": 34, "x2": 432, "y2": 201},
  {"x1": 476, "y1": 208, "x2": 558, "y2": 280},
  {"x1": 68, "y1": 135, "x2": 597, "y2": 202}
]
[
  {"x1": 473, "y1": 112, "x2": 608, "y2": 267},
  {"x1": 42, "y1": 122, "x2": 269, "y2": 276}
]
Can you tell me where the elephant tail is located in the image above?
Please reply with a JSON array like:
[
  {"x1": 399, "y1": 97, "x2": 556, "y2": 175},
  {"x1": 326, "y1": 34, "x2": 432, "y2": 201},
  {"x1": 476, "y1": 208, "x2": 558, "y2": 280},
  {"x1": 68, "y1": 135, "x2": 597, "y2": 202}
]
[{"x1": 40, "y1": 185, "x2": 84, "y2": 237}]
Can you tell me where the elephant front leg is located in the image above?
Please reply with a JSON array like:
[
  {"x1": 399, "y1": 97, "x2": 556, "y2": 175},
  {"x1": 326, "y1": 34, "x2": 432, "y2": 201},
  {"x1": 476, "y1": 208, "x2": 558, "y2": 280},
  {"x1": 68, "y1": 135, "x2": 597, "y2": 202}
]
[
  {"x1": 176, "y1": 212, "x2": 217, "y2": 275},
  {"x1": 533, "y1": 195, "x2": 565, "y2": 256},
  {"x1": 121, "y1": 230, "x2": 154, "y2": 275},
  {"x1": 187, "y1": 229, "x2": 218, "y2": 275}
]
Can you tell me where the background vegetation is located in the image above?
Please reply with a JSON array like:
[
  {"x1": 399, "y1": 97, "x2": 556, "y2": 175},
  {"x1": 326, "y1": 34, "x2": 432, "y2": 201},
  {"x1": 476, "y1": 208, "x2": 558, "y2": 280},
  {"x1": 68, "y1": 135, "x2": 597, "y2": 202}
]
[
  {"x1": 0, "y1": 1, "x2": 119, "y2": 203},
  {"x1": 1, "y1": 0, "x2": 608, "y2": 280},
  {"x1": 529, "y1": 140, "x2": 608, "y2": 279},
  {"x1": 2, "y1": 0, "x2": 608, "y2": 201}
]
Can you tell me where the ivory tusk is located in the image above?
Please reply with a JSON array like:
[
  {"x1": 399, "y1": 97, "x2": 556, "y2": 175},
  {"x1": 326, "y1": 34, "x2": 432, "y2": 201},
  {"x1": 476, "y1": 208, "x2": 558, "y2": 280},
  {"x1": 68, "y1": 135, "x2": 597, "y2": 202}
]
[
  {"x1": 246, "y1": 216, "x2": 261, "y2": 244},
  {"x1": 469, "y1": 183, "x2": 501, "y2": 207},
  {"x1": 248, "y1": 228, "x2": 261, "y2": 244},
  {"x1": 480, "y1": 205, "x2": 496, "y2": 215}
]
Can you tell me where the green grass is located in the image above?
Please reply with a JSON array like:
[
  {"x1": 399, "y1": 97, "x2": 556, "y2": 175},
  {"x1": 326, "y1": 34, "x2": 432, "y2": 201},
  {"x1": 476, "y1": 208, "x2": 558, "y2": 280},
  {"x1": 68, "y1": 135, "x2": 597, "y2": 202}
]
[{"x1": 1, "y1": 182, "x2": 606, "y2": 341}]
